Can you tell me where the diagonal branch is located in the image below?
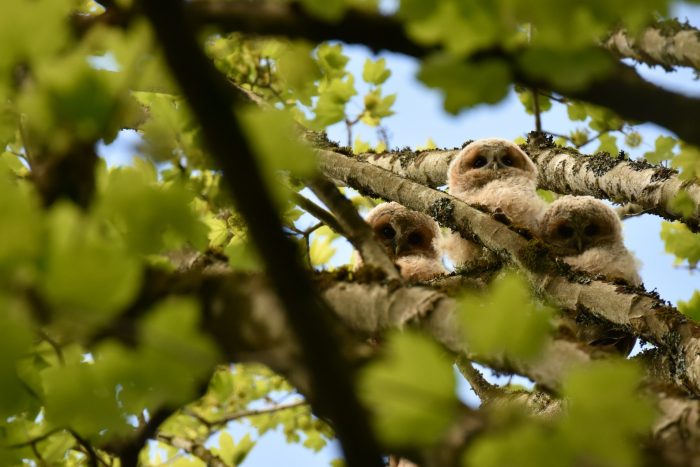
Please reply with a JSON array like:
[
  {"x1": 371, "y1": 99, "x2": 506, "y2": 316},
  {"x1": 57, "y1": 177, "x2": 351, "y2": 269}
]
[
  {"x1": 307, "y1": 176, "x2": 401, "y2": 279},
  {"x1": 340, "y1": 135, "x2": 700, "y2": 231},
  {"x1": 314, "y1": 147, "x2": 700, "y2": 396},
  {"x1": 186, "y1": 0, "x2": 700, "y2": 147},
  {"x1": 604, "y1": 19, "x2": 700, "y2": 72},
  {"x1": 139, "y1": 1, "x2": 383, "y2": 466}
]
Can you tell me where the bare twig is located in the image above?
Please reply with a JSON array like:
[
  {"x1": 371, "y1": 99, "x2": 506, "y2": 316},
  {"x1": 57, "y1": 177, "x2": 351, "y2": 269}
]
[
  {"x1": 307, "y1": 175, "x2": 401, "y2": 280},
  {"x1": 455, "y1": 356, "x2": 503, "y2": 404}
]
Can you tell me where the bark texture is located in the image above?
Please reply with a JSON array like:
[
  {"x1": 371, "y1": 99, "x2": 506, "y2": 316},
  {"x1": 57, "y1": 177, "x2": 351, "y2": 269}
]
[
  {"x1": 348, "y1": 136, "x2": 700, "y2": 231},
  {"x1": 605, "y1": 21, "x2": 700, "y2": 71},
  {"x1": 316, "y1": 148, "x2": 700, "y2": 397}
]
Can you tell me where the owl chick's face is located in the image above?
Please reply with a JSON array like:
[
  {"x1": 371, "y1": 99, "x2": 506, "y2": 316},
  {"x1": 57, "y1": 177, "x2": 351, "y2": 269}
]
[
  {"x1": 540, "y1": 196, "x2": 622, "y2": 256},
  {"x1": 448, "y1": 138, "x2": 538, "y2": 193},
  {"x1": 366, "y1": 202, "x2": 440, "y2": 260}
]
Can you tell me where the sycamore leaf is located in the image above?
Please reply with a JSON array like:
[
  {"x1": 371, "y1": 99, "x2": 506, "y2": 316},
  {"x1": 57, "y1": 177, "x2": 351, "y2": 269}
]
[
  {"x1": 457, "y1": 273, "x2": 552, "y2": 359},
  {"x1": 359, "y1": 331, "x2": 458, "y2": 447},
  {"x1": 362, "y1": 58, "x2": 391, "y2": 85},
  {"x1": 418, "y1": 55, "x2": 510, "y2": 113}
]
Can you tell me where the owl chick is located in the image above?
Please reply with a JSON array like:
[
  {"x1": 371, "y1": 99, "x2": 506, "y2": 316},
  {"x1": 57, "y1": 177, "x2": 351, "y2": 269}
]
[
  {"x1": 540, "y1": 195, "x2": 641, "y2": 354},
  {"x1": 540, "y1": 195, "x2": 641, "y2": 285},
  {"x1": 362, "y1": 202, "x2": 446, "y2": 281},
  {"x1": 443, "y1": 138, "x2": 547, "y2": 267}
]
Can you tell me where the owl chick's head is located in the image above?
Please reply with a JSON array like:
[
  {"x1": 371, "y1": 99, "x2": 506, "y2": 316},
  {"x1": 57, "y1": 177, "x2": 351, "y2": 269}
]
[
  {"x1": 448, "y1": 138, "x2": 538, "y2": 194},
  {"x1": 365, "y1": 202, "x2": 440, "y2": 260},
  {"x1": 540, "y1": 196, "x2": 622, "y2": 256}
]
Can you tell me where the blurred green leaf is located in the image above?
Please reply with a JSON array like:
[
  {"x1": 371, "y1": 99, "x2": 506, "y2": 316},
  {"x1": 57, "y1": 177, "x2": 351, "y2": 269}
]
[
  {"x1": 679, "y1": 291, "x2": 700, "y2": 322},
  {"x1": 643, "y1": 136, "x2": 677, "y2": 164},
  {"x1": 362, "y1": 58, "x2": 391, "y2": 85},
  {"x1": 300, "y1": 0, "x2": 345, "y2": 21},
  {"x1": 457, "y1": 273, "x2": 552, "y2": 359},
  {"x1": 359, "y1": 330, "x2": 458, "y2": 447},
  {"x1": 41, "y1": 203, "x2": 142, "y2": 326},
  {"x1": 519, "y1": 48, "x2": 613, "y2": 92},
  {"x1": 418, "y1": 55, "x2": 510, "y2": 113},
  {"x1": 661, "y1": 221, "x2": 700, "y2": 268}
]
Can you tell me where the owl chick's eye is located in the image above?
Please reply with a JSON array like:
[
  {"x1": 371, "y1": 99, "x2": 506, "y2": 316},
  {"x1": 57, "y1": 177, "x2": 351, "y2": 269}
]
[
  {"x1": 407, "y1": 232, "x2": 423, "y2": 246},
  {"x1": 380, "y1": 225, "x2": 396, "y2": 239},
  {"x1": 583, "y1": 223, "x2": 600, "y2": 236},
  {"x1": 501, "y1": 155, "x2": 514, "y2": 166},
  {"x1": 472, "y1": 156, "x2": 487, "y2": 168},
  {"x1": 557, "y1": 224, "x2": 574, "y2": 238}
]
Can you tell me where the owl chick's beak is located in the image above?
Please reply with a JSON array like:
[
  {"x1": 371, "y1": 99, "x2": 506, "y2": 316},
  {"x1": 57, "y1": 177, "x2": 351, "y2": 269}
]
[{"x1": 576, "y1": 235, "x2": 584, "y2": 253}]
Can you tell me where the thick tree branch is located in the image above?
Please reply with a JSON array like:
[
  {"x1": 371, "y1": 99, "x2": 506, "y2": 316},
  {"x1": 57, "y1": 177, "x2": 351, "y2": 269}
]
[
  {"x1": 139, "y1": 2, "x2": 383, "y2": 466},
  {"x1": 315, "y1": 148, "x2": 700, "y2": 396},
  {"x1": 605, "y1": 20, "x2": 700, "y2": 72},
  {"x1": 186, "y1": 0, "x2": 700, "y2": 146},
  {"x1": 307, "y1": 176, "x2": 401, "y2": 280},
  {"x1": 343, "y1": 135, "x2": 700, "y2": 231}
]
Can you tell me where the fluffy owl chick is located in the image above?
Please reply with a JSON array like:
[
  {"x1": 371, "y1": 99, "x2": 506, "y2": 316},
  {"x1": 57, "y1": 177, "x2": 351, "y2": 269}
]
[
  {"x1": 540, "y1": 195, "x2": 641, "y2": 354},
  {"x1": 444, "y1": 138, "x2": 547, "y2": 267},
  {"x1": 540, "y1": 196, "x2": 641, "y2": 285},
  {"x1": 362, "y1": 202, "x2": 446, "y2": 281}
]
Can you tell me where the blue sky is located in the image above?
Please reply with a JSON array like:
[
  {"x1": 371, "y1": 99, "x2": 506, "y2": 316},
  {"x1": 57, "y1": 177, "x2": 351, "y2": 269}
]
[{"x1": 98, "y1": 4, "x2": 700, "y2": 465}]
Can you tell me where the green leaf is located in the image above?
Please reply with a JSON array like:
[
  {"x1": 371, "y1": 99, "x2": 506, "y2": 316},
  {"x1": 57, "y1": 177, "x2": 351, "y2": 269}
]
[
  {"x1": 671, "y1": 143, "x2": 700, "y2": 181},
  {"x1": 519, "y1": 48, "x2": 614, "y2": 91},
  {"x1": 566, "y1": 102, "x2": 587, "y2": 121},
  {"x1": 232, "y1": 433, "x2": 255, "y2": 465},
  {"x1": 310, "y1": 226, "x2": 338, "y2": 266},
  {"x1": 457, "y1": 273, "x2": 552, "y2": 359},
  {"x1": 205, "y1": 215, "x2": 230, "y2": 248},
  {"x1": 362, "y1": 58, "x2": 391, "y2": 85},
  {"x1": 624, "y1": 132, "x2": 642, "y2": 148},
  {"x1": 398, "y1": 0, "x2": 438, "y2": 19},
  {"x1": 407, "y1": 0, "x2": 501, "y2": 56},
  {"x1": 215, "y1": 431, "x2": 235, "y2": 465},
  {"x1": 678, "y1": 290, "x2": 700, "y2": 322},
  {"x1": 517, "y1": 91, "x2": 552, "y2": 115},
  {"x1": 41, "y1": 202, "x2": 142, "y2": 327},
  {"x1": 0, "y1": 295, "x2": 34, "y2": 417},
  {"x1": 643, "y1": 135, "x2": 677, "y2": 164},
  {"x1": 669, "y1": 191, "x2": 697, "y2": 218},
  {"x1": 464, "y1": 423, "x2": 564, "y2": 467},
  {"x1": 595, "y1": 133, "x2": 618, "y2": 156},
  {"x1": 303, "y1": 431, "x2": 327, "y2": 452},
  {"x1": 359, "y1": 331, "x2": 458, "y2": 447},
  {"x1": 418, "y1": 55, "x2": 510, "y2": 113},
  {"x1": 679, "y1": 291, "x2": 700, "y2": 322},
  {"x1": 300, "y1": 0, "x2": 345, "y2": 21},
  {"x1": 313, "y1": 76, "x2": 357, "y2": 127},
  {"x1": 43, "y1": 361, "x2": 128, "y2": 438},
  {"x1": 316, "y1": 43, "x2": 350, "y2": 78},
  {"x1": 0, "y1": 171, "x2": 41, "y2": 273},
  {"x1": 560, "y1": 361, "x2": 653, "y2": 467},
  {"x1": 98, "y1": 168, "x2": 209, "y2": 255},
  {"x1": 277, "y1": 43, "x2": 321, "y2": 106},
  {"x1": 661, "y1": 221, "x2": 700, "y2": 268},
  {"x1": 225, "y1": 237, "x2": 262, "y2": 272},
  {"x1": 362, "y1": 89, "x2": 396, "y2": 126},
  {"x1": 239, "y1": 108, "x2": 317, "y2": 178}
]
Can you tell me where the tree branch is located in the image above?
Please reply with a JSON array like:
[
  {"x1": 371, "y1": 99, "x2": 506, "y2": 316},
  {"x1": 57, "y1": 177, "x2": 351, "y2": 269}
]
[
  {"x1": 604, "y1": 20, "x2": 700, "y2": 72},
  {"x1": 314, "y1": 147, "x2": 700, "y2": 396},
  {"x1": 307, "y1": 176, "x2": 401, "y2": 280},
  {"x1": 342, "y1": 134, "x2": 700, "y2": 231},
  {"x1": 186, "y1": 0, "x2": 700, "y2": 146},
  {"x1": 138, "y1": 3, "x2": 383, "y2": 465}
]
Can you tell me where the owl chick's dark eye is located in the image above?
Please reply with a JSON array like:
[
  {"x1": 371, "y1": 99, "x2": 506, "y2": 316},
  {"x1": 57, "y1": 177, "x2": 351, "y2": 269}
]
[
  {"x1": 380, "y1": 225, "x2": 395, "y2": 239},
  {"x1": 583, "y1": 223, "x2": 600, "y2": 236},
  {"x1": 407, "y1": 232, "x2": 423, "y2": 246},
  {"x1": 557, "y1": 224, "x2": 574, "y2": 238},
  {"x1": 472, "y1": 156, "x2": 487, "y2": 168},
  {"x1": 501, "y1": 155, "x2": 514, "y2": 166}
]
